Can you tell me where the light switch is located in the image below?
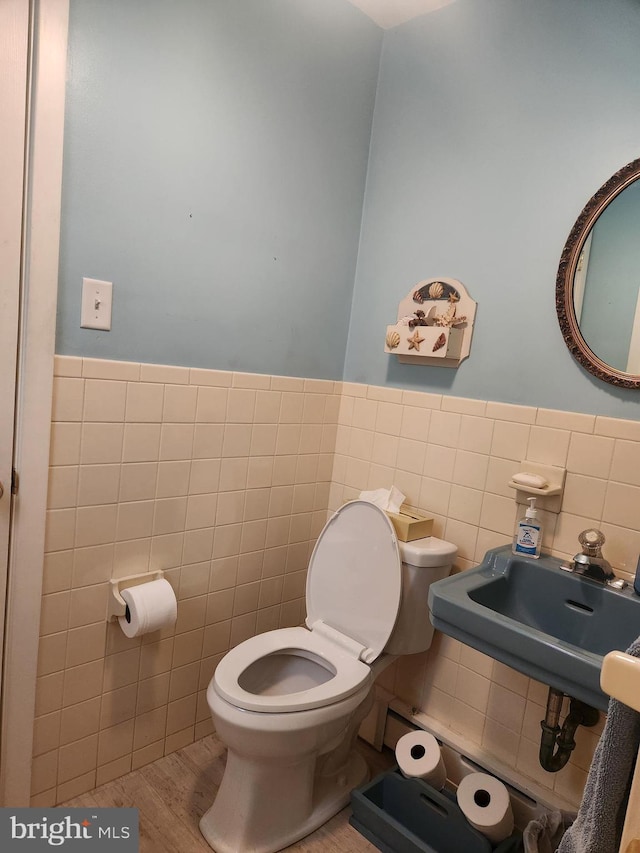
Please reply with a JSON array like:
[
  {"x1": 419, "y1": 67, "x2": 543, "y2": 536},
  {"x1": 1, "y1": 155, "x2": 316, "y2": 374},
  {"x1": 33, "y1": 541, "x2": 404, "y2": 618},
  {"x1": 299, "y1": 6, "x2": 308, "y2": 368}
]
[{"x1": 81, "y1": 278, "x2": 113, "y2": 330}]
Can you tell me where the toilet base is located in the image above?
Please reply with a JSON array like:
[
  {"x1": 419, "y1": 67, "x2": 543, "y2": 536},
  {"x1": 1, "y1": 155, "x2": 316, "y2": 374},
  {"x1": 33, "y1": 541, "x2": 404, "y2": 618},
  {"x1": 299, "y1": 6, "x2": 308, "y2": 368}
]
[{"x1": 199, "y1": 748, "x2": 369, "y2": 853}]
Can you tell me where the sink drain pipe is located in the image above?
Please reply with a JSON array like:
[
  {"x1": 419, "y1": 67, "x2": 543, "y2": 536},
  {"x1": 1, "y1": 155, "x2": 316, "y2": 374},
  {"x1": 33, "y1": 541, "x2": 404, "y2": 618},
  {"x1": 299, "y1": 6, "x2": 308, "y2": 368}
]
[{"x1": 539, "y1": 687, "x2": 600, "y2": 772}]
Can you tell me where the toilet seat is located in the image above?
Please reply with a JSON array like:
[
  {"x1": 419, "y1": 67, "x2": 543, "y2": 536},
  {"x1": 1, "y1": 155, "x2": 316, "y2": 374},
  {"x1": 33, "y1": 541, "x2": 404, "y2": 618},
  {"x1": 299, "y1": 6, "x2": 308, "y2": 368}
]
[
  {"x1": 214, "y1": 501, "x2": 402, "y2": 713},
  {"x1": 214, "y1": 626, "x2": 372, "y2": 712}
]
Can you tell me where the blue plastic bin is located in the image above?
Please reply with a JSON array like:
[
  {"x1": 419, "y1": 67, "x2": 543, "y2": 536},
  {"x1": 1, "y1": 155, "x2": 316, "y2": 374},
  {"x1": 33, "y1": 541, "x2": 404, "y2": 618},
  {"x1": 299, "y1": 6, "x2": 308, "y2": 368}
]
[{"x1": 350, "y1": 768, "x2": 523, "y2": 853}]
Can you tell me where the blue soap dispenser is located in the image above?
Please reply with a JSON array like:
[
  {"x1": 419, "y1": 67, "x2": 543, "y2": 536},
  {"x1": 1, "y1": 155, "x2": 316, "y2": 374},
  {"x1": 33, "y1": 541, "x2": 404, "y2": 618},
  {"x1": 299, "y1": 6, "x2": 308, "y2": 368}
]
[{"x1": 512, "y1": 497, "x2": 542, "y2": 559}]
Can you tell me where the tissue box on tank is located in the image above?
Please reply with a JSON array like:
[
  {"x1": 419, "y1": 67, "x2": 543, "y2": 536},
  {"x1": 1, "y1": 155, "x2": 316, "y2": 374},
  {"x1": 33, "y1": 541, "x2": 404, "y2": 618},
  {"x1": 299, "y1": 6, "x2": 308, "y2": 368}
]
[{"x1": 386, "y1": 509, "x2": 434, "y2": 542}]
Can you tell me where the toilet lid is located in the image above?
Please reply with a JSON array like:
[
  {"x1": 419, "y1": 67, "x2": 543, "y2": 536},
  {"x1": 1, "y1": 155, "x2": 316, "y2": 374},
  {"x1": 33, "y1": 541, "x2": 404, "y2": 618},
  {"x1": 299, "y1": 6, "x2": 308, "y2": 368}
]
[{"x1": 305, "y1": 500, "x2": 401, "y2": 664}]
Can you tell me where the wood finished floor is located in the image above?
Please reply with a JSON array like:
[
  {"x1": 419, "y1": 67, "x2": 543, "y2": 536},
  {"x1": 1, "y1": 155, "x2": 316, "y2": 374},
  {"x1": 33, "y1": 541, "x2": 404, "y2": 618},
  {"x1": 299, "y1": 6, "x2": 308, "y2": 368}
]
[{"x1": 62, "y1": 735, "x2": 394, "y2": 853}]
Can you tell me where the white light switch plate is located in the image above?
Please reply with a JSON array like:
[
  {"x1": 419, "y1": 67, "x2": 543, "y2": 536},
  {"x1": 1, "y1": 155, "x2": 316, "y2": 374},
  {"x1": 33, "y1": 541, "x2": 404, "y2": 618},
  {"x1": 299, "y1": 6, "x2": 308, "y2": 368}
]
[{"x1": 81, "y1": 278, "x2": 113, "y2": 330}]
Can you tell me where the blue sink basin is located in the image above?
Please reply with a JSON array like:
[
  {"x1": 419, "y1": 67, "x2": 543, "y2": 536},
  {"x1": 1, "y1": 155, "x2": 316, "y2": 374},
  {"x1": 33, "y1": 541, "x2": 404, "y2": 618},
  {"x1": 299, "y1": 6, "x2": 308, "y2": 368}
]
[{"x1": 428, "y1": 546, "x2": 640, "y2": 710}]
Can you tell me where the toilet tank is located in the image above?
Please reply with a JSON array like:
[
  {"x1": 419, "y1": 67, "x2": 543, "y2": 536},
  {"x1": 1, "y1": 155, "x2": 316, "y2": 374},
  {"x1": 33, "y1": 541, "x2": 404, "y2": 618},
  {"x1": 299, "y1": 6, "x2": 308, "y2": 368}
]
[{"x1": 384, "y1": 536, "x2": 457, "y2": 656}]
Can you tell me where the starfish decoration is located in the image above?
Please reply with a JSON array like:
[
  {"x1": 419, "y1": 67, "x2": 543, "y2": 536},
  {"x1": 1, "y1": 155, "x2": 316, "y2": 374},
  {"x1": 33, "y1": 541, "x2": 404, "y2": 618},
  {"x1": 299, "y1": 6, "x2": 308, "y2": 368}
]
[{"x1": 407, "y1": 329, "x2": 425, "y2": 351}]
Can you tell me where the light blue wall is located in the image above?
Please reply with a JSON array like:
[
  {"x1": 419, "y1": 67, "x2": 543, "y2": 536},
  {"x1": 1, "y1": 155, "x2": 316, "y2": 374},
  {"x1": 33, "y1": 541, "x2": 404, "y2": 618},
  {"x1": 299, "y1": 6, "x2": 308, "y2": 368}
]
[
  {"x1": 57, "y1": 0, "x2": 640, "y2": 418},
  {"x1": 56, "y1": 0, "x2": 382, "y2": 378},
  {"x1": 345, "y1": 0, "x2": 640, "y2": 418}
]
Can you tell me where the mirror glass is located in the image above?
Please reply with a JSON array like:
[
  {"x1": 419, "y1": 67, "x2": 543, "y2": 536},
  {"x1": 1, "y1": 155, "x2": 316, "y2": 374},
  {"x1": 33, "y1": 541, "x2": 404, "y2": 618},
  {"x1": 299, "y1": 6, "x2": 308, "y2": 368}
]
[{"x1": 556, "y1": 158, "x2": 640, "y2": 388}]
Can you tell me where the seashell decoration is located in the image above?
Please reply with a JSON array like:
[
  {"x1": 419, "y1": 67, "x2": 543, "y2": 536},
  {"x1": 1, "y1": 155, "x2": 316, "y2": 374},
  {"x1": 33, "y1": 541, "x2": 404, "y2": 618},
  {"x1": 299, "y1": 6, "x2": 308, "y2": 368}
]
[
  {"x1": 432, "y1": 333, "x2": 447, "y2": 352},
  {"x1": 413, "y1": 280, "x2": 460, "y2": 304},
  {"x1": 407, "y1": 329, "x2": 425, "y2": 351},
  {"x1": 385, "y1": 330, "x2": 400, "y2": 349},
  {"x1": 386, "y1": 277, "x2": 475, "y2": 366}
]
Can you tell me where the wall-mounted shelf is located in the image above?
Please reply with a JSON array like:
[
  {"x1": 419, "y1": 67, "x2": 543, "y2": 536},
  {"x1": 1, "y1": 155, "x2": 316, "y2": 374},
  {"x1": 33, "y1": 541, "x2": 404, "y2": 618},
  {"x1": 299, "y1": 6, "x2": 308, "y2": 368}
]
[{"x1": 384, "y1": 278, "x2": 476, "y2": 367}]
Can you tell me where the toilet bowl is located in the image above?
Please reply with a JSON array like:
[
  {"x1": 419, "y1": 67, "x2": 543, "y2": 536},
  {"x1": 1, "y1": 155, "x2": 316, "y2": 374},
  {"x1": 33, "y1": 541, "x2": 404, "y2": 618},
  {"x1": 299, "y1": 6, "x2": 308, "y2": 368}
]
[{"x1": 200, "y1": 499, "x2": 457, "y2": 853}]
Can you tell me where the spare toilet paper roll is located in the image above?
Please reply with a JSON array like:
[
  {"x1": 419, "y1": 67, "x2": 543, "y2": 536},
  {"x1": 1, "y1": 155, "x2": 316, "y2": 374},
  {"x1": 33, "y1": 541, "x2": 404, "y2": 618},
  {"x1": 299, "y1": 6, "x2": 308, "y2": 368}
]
[
  {"x1": 456, "y1": 772, "x2": 514, "y2": 844},
  {"x1": 118, "y1": 579, "x2": 178, "y2": 639},
  {"x1": 395, "y1": 730, "x2": 447, "y2": 790}
]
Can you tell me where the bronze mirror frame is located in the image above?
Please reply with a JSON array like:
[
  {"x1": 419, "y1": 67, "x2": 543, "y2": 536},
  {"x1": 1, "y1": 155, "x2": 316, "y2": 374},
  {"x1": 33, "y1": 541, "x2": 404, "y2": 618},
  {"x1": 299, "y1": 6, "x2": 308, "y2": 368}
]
[{"x1": 556, "y1": 157, "x2": 640, "y2": 389}]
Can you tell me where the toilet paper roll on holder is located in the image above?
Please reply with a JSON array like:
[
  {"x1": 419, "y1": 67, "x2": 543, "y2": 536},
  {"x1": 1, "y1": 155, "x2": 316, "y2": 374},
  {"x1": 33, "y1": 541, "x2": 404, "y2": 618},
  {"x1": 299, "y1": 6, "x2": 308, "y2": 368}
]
[{"x1": 107, "y1": 570, "x2": 166, "y2": 621}]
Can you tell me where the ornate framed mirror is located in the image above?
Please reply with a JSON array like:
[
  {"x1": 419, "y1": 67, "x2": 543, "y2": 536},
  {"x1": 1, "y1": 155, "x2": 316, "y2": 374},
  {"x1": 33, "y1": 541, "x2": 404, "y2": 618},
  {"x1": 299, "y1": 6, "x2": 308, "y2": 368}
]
[{"x1": 556, "y1": 157, "x2": 640, "y2": 388}]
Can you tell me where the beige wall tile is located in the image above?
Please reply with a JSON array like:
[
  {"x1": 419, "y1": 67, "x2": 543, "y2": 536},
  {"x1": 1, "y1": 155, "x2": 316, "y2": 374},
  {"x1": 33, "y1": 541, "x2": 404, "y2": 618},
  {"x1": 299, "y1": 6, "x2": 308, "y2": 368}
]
[
  {"x1": 80, "y1": 423, "x2": 124, "y2": 465},
  {"x1": 441, "y1": 396, "x2": 486, "y2": 417},
  {"x1": 196, "y1": 386, "x2": 228, "y2": 422},
  {"x1": 45, "y1": 509, "x2": 76, "y2": 553},
  {"x1": 133, "y1": 706, "x2": 167, "y2": 751},
  {"x1": 72, "y1": 544, "x2": 114, "y2": 587},
  {"x1": 163, "y1": 384, "x2": 198, "y2": 423},
  {"x1": 603, "y1": 481, "x2": 640, "y2": 530},
  {"x1": 78, "y1": 464, "x2": 121, "y2": 506},
  {"x1": 31, "y1": 750, "x2": 59, "y2": 795},
  {"x1": 536, "y1": 408, "x2": 595, "y2": 433},
  {"x1": 75, "y1": 505, "x2": 118, "y2": 548},
  {"x1": 100, "y1": 683, "x2": 138, "y2": 729},
  {"x1": 59, "y1": 696, "x2": 101, "y2": 746},
  {"x1": 595, "y1": 416, "x2": 640, "y2": 441},
  {"x1": 96, "y1": 755, "x2": 133, "y2": 787},
  {"x1": 125, "y1": 382, "x2": 164, "y2": 422},
  {"x1": 233, "y1": 371, "x2": 271, "y2": 390},
  {"x1": 527, "y1": 426, "x2": 571, "y2": 467},
  {"x1": 138, "y1": 638, "x2": 174, "y2": 681},
  {"x1": 63, "y1": 660, "x2": 104, "y2": 707},
  {"x1": 136, "y1": 672, "x2": 170, "y2": 716},
  {"x1": 42, "y1": 551, "x2": 74, "y2": 594},
  {"x1": 131, "y1": 739, "x2": 164, "y2": 771},
  {"x1": 227, "y1": 388, "x2": 257, "y2": 422},
  {"x1": 159, "y1": 424, "x2": 194, "y2": 461},
  {"x1": 37, "y1": 633, "x2": 68, "y2": 676},
  {"x1": 83, "y1": 380, "x2": 127, "y2": 422},
  {"x1": 567, "y1": 432, "x2": 614, "y2": 479},
  {"x1": 429, "y1": 410, "x2": 461, "y2": 448},
  {"x1": 52, "y1": 377, "x2": 85, "y2": 422},
  {"x1": 189, "y1": 367, "x2": 232, "y2": 387},
  {"x1": 610, "y1": 439, "x2": 640, "y2": 487},
  {"x1": 562, "y1": 473, "x2": 607, "y2": 519},
  {"x1": 119, "y1": 462, "x2": 157, "y2": 502},
  {"x1": 452, "y1": 450, "x2": 488, "y2": 490},
  {"x1": 97, "y1": 719, "x2": 134, "y2": 766},
  {"x1": 54, "y1": 355, "x2": 83, "y2": 378},
  {"x1": 116, "y1": 500, "x2": 154, "y2": 541},
  {"x1": 103, "y1": 648, "x2": 141, "y2": 693},
  {"x1": 40, "y1": 592, "x2": 70, "y2": 636},
  {"x1": 33, "y1": 711, "x2": 61, "y2": 757},
  {"x1": 35, "y1": 672, "x2": 65, "y2": 717},
  {"x1": 83, "y1": 359, "x2": 139, "y2": 381},
  {"x1": 169, "y1": 662, "x2": 200, "y2": 701},
  {"x1": 254, "y1": 390, "x2": 282, "y2": 424},
  {"x1": 65, "y1": 623, "x2": 107, "y2": 667},
  {"x1": 139, "y1": 364, "x2": 188, "y2": 384},
  {"x1": 153, "y1": 497, "x2": 188, "y2": 536},
  {"x1": 50, "y1": 422, "x2": 82, "y2": 467}
]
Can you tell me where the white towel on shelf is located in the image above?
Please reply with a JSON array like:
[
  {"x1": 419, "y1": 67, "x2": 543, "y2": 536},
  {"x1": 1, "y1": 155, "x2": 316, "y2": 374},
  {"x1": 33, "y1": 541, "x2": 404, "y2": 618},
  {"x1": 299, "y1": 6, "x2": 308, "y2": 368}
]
[{"x1": 556, "y1": 636, "x2": 640, "y2": 853}]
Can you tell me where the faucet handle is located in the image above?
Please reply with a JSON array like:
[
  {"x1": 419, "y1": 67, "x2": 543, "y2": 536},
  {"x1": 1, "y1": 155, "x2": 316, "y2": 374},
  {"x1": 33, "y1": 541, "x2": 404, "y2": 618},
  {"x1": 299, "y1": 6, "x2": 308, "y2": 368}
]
[{"x1": 578, "y1": 528, "x2": 605, "y2": 556}]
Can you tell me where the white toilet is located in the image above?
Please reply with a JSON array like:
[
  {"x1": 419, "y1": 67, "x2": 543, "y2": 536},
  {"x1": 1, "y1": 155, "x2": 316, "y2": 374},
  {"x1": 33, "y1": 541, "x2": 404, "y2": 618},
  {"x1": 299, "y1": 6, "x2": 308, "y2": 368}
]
[{"x1": 200, "y1": 500, "x2": 457, "y2": 853}]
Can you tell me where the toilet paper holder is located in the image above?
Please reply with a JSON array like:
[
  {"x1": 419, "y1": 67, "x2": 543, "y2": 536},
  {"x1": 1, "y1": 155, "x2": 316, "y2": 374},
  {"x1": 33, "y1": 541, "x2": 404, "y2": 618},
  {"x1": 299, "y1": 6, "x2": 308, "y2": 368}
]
[{"x1": 107, "y1": 570, "x2": 166, "y2": 621}]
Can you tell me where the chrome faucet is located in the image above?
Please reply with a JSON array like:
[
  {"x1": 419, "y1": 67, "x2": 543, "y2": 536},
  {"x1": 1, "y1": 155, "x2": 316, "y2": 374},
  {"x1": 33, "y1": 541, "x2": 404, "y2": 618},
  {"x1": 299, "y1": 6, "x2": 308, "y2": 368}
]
[{"x1": 572, "y1": 529, "x2": 619, "y2": 585}]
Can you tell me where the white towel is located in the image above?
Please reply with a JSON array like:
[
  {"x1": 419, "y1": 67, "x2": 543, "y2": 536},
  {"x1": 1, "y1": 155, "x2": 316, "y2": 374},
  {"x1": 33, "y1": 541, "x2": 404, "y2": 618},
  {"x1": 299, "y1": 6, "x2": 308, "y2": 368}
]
[{"x1": 556, "y1": 636, "x2": 640, "y2": 853}]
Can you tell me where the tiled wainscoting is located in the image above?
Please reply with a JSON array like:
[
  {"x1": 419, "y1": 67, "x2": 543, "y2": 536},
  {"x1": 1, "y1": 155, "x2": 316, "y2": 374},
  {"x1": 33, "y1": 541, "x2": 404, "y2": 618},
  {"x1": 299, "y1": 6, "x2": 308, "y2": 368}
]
[
  {"x1": 33, "y1": 358, "x2": 640, "y2": 809},
  {"x1": 33, "y1": 356, "x2": 339, "y2": 805}
]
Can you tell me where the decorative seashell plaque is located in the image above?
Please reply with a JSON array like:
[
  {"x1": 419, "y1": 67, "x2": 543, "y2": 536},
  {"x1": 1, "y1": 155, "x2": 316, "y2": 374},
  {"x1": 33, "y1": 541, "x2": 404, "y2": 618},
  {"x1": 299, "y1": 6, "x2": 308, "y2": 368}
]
[{"x1": 384, "y1": 278, "x2": 476, "y2": 366}]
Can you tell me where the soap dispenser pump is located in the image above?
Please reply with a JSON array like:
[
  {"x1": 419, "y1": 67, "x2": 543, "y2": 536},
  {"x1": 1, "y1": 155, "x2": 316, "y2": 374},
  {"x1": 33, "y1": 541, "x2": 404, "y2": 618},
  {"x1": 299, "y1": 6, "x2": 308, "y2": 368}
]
[{"x1": 512, "y1": 497, "x2": 542, "y2": 559}]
